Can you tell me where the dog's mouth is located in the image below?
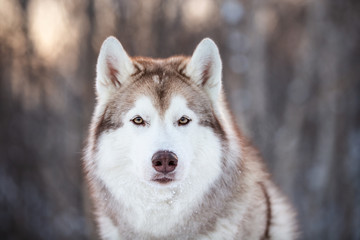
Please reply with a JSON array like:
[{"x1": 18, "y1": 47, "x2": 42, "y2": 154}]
[
  {"x1": 154, "y1": 177, "x2": 173, "y2": 184},
  {"x1": 152, "y1": 174, "x2": 175, "y2": 184}
]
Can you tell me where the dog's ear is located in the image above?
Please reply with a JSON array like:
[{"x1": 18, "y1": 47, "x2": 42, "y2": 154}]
[
  {"x1": 96, "y1": 36, "x2": 135, "y2": 100},
  {"x1": 185, "y1": 38, "x2": 222, "y2": 103}
]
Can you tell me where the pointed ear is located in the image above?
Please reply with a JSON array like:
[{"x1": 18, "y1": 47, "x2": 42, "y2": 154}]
[
  {"x1": 185, "y1": 38, "x2": 222, "y2": 103},
  {"x1": 96, "y1": 36, "x2": 135, "y2": 100}
]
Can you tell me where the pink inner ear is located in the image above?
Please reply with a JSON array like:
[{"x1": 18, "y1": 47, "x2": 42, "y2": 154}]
[
  {"x1": 107, "y1": 59, "x2": 121, "y2": 87},
  {"x1": 201, "y1": 61, "x2": 212, "y2": 86}
]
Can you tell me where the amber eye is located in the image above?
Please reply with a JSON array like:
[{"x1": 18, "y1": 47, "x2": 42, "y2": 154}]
[
  {"x1": 178, "y1": 116, "x2": 191, "y2": 126},
  {"x1": 132, "y1": 116, "x2": 144, "y2": 125}
]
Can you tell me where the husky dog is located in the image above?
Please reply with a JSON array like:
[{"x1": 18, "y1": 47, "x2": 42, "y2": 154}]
[{"x1": 84, "y1": 36, "x2": 297, "y2": 240}]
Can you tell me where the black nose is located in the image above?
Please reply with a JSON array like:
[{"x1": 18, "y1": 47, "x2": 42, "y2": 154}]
[{"x1": 151, "y1": 151, "x2": 178, "y2": 174}]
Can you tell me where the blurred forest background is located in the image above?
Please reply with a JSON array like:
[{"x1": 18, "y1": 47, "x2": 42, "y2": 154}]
[{"x1": 0, "y1": 0, "x2": 359, "y2": 239}]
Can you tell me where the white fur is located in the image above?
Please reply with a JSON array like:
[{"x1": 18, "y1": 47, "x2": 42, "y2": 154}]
[
  {"x1": 96, "y1": 36, "x2": 135, "y2": 102},
  {"x1": 96, "y1": 95, "x2": 222, "y2": 236},
  {"x1": 98, "y1": 215, "x2": 122, "y2": 240},
  {"x1": 185, "y1": 38, "x2": 222, "y2": 104},
  {"x1": 267, "y1": 182, "x2": 298, "y2": 240}
]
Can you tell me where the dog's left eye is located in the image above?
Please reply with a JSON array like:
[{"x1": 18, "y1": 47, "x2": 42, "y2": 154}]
[
  {"x1": 131, "y1": 116, "x2": 145, "y2": 125},
  {"x1": 178, "y1": 116, "x2": 191, "y2": 126}
]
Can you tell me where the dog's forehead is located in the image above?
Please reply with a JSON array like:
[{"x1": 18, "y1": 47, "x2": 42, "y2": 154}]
[
  {"x1": 107, "y1": 56, "x2": 212, "y2": 120},
  {"x1": 123, "y1": 57, "x2": 203, "y2": 114},
  {"x1": 132, "y1": 72, "x2": 193, "y2": 115}
]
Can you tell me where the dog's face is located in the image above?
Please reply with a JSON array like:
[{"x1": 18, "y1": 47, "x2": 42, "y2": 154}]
[{"x1": 93, "y1": 37, "x2": 225, "y2": 195}]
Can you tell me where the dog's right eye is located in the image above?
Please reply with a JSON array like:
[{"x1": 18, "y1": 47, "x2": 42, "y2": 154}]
[
  {"x1": 131, "y1": 116, "x2": 144, "y2": 125},
  {"x1": 178, "y1": 116, "x2": 191, "y2": 126}
]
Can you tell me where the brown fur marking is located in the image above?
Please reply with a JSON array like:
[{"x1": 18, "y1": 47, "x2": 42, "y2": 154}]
[
  {"x1": 259, "y1": 182, "x2": 272, "y2": 240},
  {"x1": 94, "y1": 106, "x2": 122, "y2": 142}
]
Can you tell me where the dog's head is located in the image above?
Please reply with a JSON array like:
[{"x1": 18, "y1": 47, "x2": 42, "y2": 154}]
[{"x1": 92, "y1": 37, "x2": 225, "y2": 191}]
